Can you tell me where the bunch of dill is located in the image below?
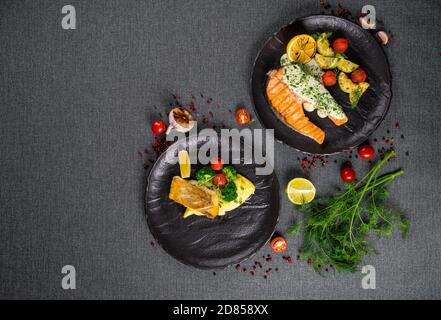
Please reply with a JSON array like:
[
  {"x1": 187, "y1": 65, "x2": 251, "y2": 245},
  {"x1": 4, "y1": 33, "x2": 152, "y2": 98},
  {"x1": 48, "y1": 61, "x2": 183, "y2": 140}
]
[{"x1": 287, "y1": 151, "x2": 409, "y2": 273}]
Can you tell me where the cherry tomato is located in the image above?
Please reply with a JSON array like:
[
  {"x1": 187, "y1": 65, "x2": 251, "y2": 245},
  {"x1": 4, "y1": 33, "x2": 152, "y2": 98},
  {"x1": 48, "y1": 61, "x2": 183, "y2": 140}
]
[
  {"x1": 322, "y1": 70, "x2": 337, "y2": 86},
  {"x1": 210, "y1": 157, "x2": 224, "y2": 171},
  {"x1": 235, "y1": 107, "x2": 250, "y2": 125},
  {"x1": 351, "y1": 68, "x2": 367, "y2": 83},
  {"x1": 358, "y1": 144, "x2": 375, "y2": 160},
  {"x1": 151, "y1": 119, "x2": 166, "y2": 135},
  {"x1": 212, "y1": 173, "x2": 227, "y2": 188},
  {"x1": 271, "y1": 236, "x2": 288, "y2": 253},
  {"x1": 333, "y1": 38, "x2": 349, "y2": 53},
  {"x1": 340, "y1": 166, "x2": 356, "y2": 183}
]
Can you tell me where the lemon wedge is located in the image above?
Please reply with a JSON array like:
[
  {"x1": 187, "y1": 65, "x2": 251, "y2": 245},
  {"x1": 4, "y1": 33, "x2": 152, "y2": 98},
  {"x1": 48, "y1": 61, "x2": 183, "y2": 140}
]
[
  {"x1": 286, "y1": 34, "x2": 317, "y2": 64},
  {"x1": 286, "y1": 178, "x2": 316, "y2": 205},
  {"x1": 178, "y1": 150, "x2": 191, "y2": 178}
]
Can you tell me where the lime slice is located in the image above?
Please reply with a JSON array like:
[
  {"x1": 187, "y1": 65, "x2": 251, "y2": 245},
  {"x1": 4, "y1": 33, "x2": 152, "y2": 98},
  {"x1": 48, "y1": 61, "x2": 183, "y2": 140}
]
[
  {"x1": 286, "y1": 178, "x2": 316, "y2": 205},
  {"x1": 178, "y1": 150, "x2": 191, "y2": 178}
]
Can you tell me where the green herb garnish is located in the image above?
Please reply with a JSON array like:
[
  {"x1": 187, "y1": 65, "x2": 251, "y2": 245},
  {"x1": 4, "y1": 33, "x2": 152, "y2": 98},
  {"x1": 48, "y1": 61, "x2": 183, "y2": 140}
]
[
  {"x1": 195, "y1": 167, "x2": 215, "y2": 186},
  {"x1": 286, "y1": 151, "x2": 409, "y2": 273},
  {"x1": 221, "y1": 181, "x2": 238, "y2": 202},
  {"x1": 221, "y1": 165, "x2": 237, "y2": 181}
]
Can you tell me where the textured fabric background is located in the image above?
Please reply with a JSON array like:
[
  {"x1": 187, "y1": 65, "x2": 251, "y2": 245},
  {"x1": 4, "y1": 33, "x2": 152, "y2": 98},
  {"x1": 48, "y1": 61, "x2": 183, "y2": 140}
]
[{"x1": 0, "y1": 0, "x2": 440, "y2": 299}]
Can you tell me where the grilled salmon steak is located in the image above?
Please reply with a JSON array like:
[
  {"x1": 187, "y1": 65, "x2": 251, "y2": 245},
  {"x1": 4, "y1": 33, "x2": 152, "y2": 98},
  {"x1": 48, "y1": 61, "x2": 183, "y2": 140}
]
[
  {"x1": 169, "y1": 176, "x2": 220, "y2": 218},
  {"x1": 266, "y1": 68, "x2": 326, "y2": 144},
  {"x1": 328, "y1": 114, "x2": 348, "y2": 126}
]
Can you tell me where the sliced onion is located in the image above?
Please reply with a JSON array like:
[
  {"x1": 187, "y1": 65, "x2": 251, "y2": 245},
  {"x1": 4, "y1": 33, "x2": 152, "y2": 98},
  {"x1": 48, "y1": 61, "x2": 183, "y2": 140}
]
[{"x1": 376, "y1": 31, "x2": 389, "y2": 45}]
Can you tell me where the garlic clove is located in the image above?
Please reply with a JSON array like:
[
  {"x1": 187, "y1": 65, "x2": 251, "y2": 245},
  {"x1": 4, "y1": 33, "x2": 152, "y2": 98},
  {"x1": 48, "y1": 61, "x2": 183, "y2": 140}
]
[
  {"x1": 376, "y1": 31, "x2": 389, "y2": 45},
  {"x1": 359, "y1": 15, "x2": 376, "y2": 30},
  {"x1": 167, "y1": 107, "x2": 195, "y2": 134}
]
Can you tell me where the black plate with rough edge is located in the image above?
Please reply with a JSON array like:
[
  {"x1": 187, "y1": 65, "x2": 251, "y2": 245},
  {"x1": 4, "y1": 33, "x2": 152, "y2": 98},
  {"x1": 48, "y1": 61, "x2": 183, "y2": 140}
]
[
  {"x1": 145, "y1": 134, "x2": 279, "y2": 269},
  {"x1": 251, "y1": 15, "x2": 392, "y2": 155}
]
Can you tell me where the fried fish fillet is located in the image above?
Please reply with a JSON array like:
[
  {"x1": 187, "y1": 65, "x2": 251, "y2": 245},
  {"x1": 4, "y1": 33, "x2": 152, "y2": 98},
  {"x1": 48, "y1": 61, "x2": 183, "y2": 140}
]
[
  {"x1": 169, "y1": 176, "x2": 219, "y2": 218},
  {"x1": 183, "y1": 174, "x2": 255, "y2": 218},
  {"x1": 266, "y1": 68, "x2": 326, "y2": 144}
]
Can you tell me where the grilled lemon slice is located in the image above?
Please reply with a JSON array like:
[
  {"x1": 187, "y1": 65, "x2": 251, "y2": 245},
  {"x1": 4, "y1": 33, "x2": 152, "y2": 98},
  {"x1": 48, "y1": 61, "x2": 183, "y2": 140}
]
[{"x1": 286, "y1": 34, "x2": 317, "y2": 64}]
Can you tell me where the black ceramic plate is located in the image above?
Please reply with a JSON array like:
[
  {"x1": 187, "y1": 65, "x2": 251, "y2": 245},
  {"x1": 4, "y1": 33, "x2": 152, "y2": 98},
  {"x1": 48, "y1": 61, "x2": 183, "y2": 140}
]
[
  {"x1": 145, "y1": 134, "x2": 279, "y2": 269},
  {"x1": 251, "y1": 15, "x2": 391, "y2": 154}
]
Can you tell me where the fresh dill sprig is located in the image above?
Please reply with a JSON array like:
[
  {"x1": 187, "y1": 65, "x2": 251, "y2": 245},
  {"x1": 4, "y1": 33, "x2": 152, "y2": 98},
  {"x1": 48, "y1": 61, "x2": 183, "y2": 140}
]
[{"x1": 286, "y1": 151, "x2": 409, "y2": 273}]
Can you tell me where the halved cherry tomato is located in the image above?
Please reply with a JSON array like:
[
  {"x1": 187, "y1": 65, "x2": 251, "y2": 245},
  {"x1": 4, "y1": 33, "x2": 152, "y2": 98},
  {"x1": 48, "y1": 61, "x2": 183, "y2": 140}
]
[
  {"x1": 151, "y1": 119, "x2": 166, "y2": 135},
  {"x1": 351, "y1": 68, "x2": 367, "y2": 83},
  {"x1": 212, "y1": 173, "x2": 227, "y2": 188},
  {"x1": 358, "y1": 144, "x2": 375, "y2": 160},
  {"x1": 322, "y1": 70, "x2": 337, "y2": 86},
  {"x1": 340, "y1": 166, "x2": 356, "y2": 183},
  {"x1": 210, "y1": 157, "x2": 224, "y2": 171},
  {"x1": 271, "y1": 236, "x2": 288, "y2": 253},
  {"x1": 235, "y1": 107, "x2": 251, "y2": 125},
  {"x1": 333, "y1": 38, "x2": 349, "y2": 53}
]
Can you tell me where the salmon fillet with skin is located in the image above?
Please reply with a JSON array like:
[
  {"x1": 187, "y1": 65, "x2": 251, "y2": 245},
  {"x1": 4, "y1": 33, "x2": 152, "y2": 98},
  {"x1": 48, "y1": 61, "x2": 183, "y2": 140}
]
[
  {"x1": 328, "y1": 114, "x2": 348, "y2": 126},
  {"x1": 271, "y1": 67, "x2": 348, "y2": 127},
  {"x1": 266, "y1": 69, "x2": 325, "y2": 144}
]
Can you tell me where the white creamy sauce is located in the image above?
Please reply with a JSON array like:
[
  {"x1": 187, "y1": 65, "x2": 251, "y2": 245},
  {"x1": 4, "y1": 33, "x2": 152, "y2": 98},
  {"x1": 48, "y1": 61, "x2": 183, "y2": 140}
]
[{"x1": 280, "y1": 54, "x2": 345, "y2": 119}]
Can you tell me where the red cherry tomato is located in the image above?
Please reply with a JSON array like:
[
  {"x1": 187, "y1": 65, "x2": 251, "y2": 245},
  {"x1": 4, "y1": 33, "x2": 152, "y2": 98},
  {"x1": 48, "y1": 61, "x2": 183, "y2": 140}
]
[
  {"x1": 212, "y1": 173, "x2": 227, "y2": 188},
  {"x1": 151, "y1": 119, "x2": 166, "y2": 135},
  {"x1": 333, "y1": 38, "x2": 349, "y2": 53},
  {"x1": 271, "y1": 236, "x2": 288, "y2": 253},
  {"x1": 358, "y1": 144, "x2": 375, "y2": 160},
  {"x1": 235, "y1": 107, "x2": 250, "y2": 125},
  {"x1": 210, "y1": 157, "x2": 224, "y2": 171},
  {"x1": 322, "y1": 70, "x2": 337, "y2": 86},
  {"x1": 351, "y1": 68, "x2": 367, "y2": 83},
  {"x1": 340, "y1": 167, "x2": 356, "y2": 183}
]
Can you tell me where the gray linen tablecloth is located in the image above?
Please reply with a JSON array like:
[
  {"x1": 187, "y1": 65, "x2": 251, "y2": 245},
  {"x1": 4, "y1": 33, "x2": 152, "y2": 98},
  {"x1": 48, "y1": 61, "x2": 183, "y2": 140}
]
[{"x1": 0, "y1": 0, "x2": 440, "y2": 299}]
